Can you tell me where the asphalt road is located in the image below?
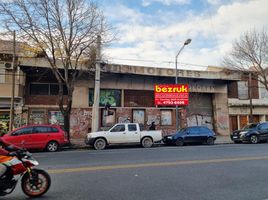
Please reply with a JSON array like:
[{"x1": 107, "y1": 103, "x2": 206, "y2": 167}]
[{"x1": 3, "y1": 143, "x2": 268, "y2": 200}]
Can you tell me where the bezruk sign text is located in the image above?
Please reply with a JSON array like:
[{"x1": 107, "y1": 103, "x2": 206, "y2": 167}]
[{"x1": 154, "y1": 84, "x2": 189, "y2": 106}]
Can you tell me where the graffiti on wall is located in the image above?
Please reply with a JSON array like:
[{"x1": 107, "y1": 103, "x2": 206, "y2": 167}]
[
  {"x1": 118, "y1": 116, "x2": 131, "y2": 123},
  {"x1": 70, "y1": 109, "x2": 92, "y2": 136},
  {"x1": 89, "y1": 89, "x2": 121, "y2": 107},
  {"x1": 187, "y1": 114, "x2": 213, "y2": 129},
  {"x1": 161, "y1": 129, "x2": 176, "y2": 136},
  {"x1": 49, "y1": 111, "x2": 64, "y2": 125},
  {"x1": 217, "y1": 113, "x2": 229, "y2": 130},
  {"x1": 13, "y1": 114, "x2": 27, "y2": 128}
]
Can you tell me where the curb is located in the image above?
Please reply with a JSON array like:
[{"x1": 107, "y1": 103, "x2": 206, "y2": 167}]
[{"x1": 61, "y1": 141, "x2": 234, "y2": 151}]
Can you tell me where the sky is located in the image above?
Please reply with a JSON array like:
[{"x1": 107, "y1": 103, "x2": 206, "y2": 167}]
[{"x1": 98, "y1": 0, "x2": 268, "y2": 70}]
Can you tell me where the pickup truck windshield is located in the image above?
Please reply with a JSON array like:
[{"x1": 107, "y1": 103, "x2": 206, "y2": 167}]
[{"x1": 110, "y1": 125, "x2": 125, "y2": 132}]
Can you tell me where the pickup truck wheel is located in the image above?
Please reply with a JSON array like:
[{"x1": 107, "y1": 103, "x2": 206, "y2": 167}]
[
  {"x1": 93, "y1": 138, "x2": 106, "y2": 150},
  {"x1": 141, "y1": 137, "x2": 153, "y2": 148}
]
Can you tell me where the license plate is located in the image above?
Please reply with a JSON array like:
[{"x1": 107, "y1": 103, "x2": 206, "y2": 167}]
[{"x1": 233, "y1": 136, "x2": 238, "y2": 139}]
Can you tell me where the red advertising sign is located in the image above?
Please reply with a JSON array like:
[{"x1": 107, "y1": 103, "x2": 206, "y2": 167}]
[{"x1": 154, "y1": 84, "x2": 189, "y2": 106}]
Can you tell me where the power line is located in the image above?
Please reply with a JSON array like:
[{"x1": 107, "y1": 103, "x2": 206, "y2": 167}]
[{"x1": 106, "y1": 57, "x2": 208, "y2": 68}]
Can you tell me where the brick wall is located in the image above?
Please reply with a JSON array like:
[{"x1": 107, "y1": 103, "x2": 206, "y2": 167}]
[{"x1": 25, "y1": 95, "x2": 68, "y2": 105}]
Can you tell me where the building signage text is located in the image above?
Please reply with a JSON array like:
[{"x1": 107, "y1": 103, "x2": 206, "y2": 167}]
[{"x1": 154, "y1": 84, "x2": 189, "y2": 106}]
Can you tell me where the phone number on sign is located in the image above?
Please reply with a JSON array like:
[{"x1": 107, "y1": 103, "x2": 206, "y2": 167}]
[{"x1": 156, "y1": 100, "x2": 188, "y2": 105}]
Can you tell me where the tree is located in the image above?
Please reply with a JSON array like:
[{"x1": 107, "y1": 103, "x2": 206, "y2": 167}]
[
  {"x1": 223, "y1": 28, "x2": 268, "y2": 92},
  {"x1": 0, "y1": 0, "x2": 108, "y2": 141}
]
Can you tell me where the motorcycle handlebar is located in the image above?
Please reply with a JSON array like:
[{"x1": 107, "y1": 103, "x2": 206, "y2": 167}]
[{"x1": 8, "y1": 148, "x2": 31, "y2": 158}]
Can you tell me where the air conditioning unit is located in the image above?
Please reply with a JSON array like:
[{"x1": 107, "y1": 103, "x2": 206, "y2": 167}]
[
  {"x1": 0, "y1": 62, "x2": 13, "y2": 69},
  {"x1": 0, "y1": 53, "x2": 14, "y2": 70},
  {"x1": 4, "y1": 62, "x2": 13, "y2": 70}
]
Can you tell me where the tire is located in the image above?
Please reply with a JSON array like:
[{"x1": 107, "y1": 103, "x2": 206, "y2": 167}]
[
  {"x1": 93, "y1": 138, "x2": 107, "y2": 150},
  {"x1": 21, "y1": 169, "x2": 51, "y2": 197},
  {"x1": 46, "y1": 141, "x2": 59, "y2": 152},
  {"x1": 141, "y1": 137, "x2": 153, "y2": 148},
  {"x1": 250, "y1": 135, "x2": 258, "y2": 144},
  {"x1": 207, "y1": 137, "x2": 214, "y2": 145},
  {"x1": 175, "y1": 138, "x2": 184, "y2": 146}
]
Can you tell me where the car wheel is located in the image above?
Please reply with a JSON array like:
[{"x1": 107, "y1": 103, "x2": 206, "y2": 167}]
[
  {"x1": 206, "y1": 137, "x2": 214, "y2": 145},
  {"x1": 250, "y1": 135, "x2": 258, "y2": 144},
  {"x1": 93, "y1": 138, "x2": 106, "y2": 150},
  {"x1": 175, "y1": 138, "x2": 184, "y2": 146},
  {"x1": 141, "y1": 137, "x2": 153, "y2": 148},
  {"x1": 46, "y1": 141, "x2": 59, "y2": 152}
]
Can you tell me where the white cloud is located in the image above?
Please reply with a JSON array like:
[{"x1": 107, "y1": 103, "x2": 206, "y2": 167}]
[
  {"x1": 207, "y1": 0, "x2": 221, "y2": 5},
  {"x1": 142, "y1": 0, "x2": 190, "y2": 7},
  {"x1": 103, "y1": 0, "x2": 268, "y2": 69},
  {"x1": 105, "y1": 4, "x2": 145, "y2": 24}
]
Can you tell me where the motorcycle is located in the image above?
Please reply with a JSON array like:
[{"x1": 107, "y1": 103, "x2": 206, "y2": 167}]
[{"x1": 0, "y1": 148, "x2": 51, "y2": 197}]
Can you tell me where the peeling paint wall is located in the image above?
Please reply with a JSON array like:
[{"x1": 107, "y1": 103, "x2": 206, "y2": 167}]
[{"x1": 187, "y1": 115, "x2": 213, "y2": 130}]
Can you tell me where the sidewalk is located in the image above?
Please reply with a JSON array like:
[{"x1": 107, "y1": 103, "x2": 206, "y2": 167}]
[
  {"x1": 215, "y1": 135, "x2": 233, "y2": 144},
  {"x1": 67, "y1": 135, "x2": 233, "y2": 150}
]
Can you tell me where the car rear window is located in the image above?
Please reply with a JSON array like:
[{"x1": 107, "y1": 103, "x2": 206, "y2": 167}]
[{"x1": 128, "y1": 124, "x2": 137, "y2": 131}]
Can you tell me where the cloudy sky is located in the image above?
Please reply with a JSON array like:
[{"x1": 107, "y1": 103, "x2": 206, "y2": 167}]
[{"x1": 98, "y1": 0, "x2": 268, "y2": 70}]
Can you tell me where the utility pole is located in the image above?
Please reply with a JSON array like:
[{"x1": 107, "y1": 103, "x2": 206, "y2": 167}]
[
  {"x1": 175, "y1": 39, "x2": 191, "y2": 131},
  {"x1": 9, "y1": 31, "x2": 16, "y2": 131},
  {"x1": 91, "y1": 35, "x2": 101, "y2": 132},
  {"x1": 248, "y1": 71, "x2": 253, "y2": 123}
]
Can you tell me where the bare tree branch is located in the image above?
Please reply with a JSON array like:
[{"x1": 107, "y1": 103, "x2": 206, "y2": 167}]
[
  {"x1": 0, "y1": 0, "x2": 111, "y2": 138},
  {"x1": 222, "y1": 28, "x2": 268, "y2": 92}
]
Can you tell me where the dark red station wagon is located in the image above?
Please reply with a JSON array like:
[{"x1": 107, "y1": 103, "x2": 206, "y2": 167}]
[{"x1": 1, "y1": 124, "x2": 69, "y2": 152}]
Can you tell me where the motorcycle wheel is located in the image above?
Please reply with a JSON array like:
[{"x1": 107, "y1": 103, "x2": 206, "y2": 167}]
[{"x1": 21, "y1": 169, "x2": 51, "y2": 197}]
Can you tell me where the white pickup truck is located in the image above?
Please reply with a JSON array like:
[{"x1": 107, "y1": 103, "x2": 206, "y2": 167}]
[{"x1": 85, "y1": 123, "x2": 162, "y2": 150}]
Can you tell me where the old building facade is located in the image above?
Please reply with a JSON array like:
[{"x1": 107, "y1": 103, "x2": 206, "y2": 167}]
[
  {"x1": 0, "y1": 40, "x2": 25, "y2": 132},
  {"x1": 10, "y1": 58, "x2": 241, "y2": 138},
  {"x1": 1, "y1": 40, "x2": 248, "y2": 138},
  {"x1": 228, "y1": 73, "x2": 268, "y2": 131}
]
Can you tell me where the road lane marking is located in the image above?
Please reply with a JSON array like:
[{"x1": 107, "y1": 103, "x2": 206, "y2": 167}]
[{"x1": 47, "y1": 155, "x2": 268, "y2": 174}]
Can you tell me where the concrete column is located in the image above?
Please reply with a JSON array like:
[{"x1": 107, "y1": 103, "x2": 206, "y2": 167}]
[
  {"x1": 260, "y1": 115, "x2": 266, "y2": 122},
  {"x1": 121, "y1": 89, "x2": 124, "y2": 107},
  {"x1": 213, "y1": 93, "x2": 230, "y2": 135},
  {"x1": 237, "y1": 115, "x2": 241, "y2": 130},
  {"x1": 91, "y1": 35, "x2": 101, "y2": 132}
]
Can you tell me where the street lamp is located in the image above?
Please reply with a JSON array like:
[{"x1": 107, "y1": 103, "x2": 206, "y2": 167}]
[{"x1": 175, "y1": 38, "x2": 192, "y2": 131}]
